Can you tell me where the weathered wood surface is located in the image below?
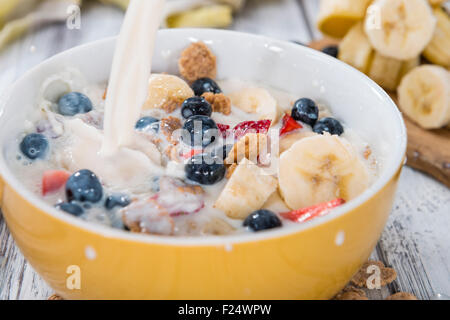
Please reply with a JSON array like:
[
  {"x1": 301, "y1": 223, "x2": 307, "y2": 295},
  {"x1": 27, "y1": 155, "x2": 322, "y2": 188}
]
[{"x1": 0, "y1": 0, "x2": 449, "y2": 300}]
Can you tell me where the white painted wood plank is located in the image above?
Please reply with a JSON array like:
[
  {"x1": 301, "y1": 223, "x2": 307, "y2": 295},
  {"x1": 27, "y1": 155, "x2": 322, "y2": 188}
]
[{"x1": 378, "y1": 167, "x2": 450, "y2": 300}]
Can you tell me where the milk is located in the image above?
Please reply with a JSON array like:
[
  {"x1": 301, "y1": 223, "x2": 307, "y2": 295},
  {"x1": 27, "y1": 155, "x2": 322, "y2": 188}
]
[
  {"x1": 102, "y1": 0, "x2": 166, "y2": 154},
  {"x1": 61, "y1": 0, "x2": 167, "y2": 189}
]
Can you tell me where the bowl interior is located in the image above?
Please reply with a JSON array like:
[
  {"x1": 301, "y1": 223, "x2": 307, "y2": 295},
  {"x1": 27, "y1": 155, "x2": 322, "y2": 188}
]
[{"x1": 0, "y1": 29, "x2": 406, "y2": 244}]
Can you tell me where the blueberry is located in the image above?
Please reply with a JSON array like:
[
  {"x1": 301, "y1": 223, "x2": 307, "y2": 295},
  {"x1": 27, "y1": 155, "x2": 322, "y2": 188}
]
[
  {"x1": 291, "y1": 98, "x2": 319, "y2": 126},
  {"x1": 322, "y1": 45, "x2": 339, "y2": 58},
  {"x1": 191, "y1": 77, "x2": 222, "y2": 96},
  {"x1": 20, "y1": 133, "x2": 49, "y2": 160},
  {"x1": 182, "y1": 115, "x2": 218, "y2": 147},
  {"x1": 66, "y1": 169, "x2": 103, "y2": 203},
  {"x1": 213, "y1": 144, "x2": 233, "y2": 161},
  {"x1": 55, "y1": 202, "x2": 84, "y2": 217},
  {"x1": 185, "y1": 154, "x2": 226, "y2": 185},
  {"x1": 58, "y1": 92, "x2": 93, "y2": 116},
  {"x1": 105, "y1": 194, "x2": 131, "y2": 210},
  {"x1": 243, "y1": 209, "x2": 282, "y2": 232},
  {"x1": 181, "y1": 97, "x2": 212, "y2": 119},
  {"x1": 313, "y1": 117, "x2": 344, "y2": 136},
  {"x1": 135, "y1": 116, "x2": 159, "y2": 132}
]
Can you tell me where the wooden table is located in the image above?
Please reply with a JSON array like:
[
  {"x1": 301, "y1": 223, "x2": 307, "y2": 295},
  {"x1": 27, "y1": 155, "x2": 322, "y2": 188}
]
[{"x1": 0, "y1": 0, "x2": 449, "y2": 300}]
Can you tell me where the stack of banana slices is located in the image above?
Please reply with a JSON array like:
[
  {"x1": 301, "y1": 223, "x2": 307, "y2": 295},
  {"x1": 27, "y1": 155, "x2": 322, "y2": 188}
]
[{"x1": 318, "y1": 0, "x2": 450, "y2": 129}]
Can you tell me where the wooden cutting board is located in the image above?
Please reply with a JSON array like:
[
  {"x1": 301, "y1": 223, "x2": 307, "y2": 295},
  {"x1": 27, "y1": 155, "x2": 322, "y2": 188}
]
[{"x1": 308, "y1": 38, "x2": 450, "y2": 188}]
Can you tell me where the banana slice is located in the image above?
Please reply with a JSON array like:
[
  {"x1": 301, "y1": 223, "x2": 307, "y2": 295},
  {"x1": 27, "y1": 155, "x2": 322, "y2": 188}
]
[
  {"x1": 366, "y1": 52, "x2": 420, "y2": 91},
  {"x1": 317, "y1": 0, "x2": 373, "y2": 38},
  {"x1": 338, "y1": 22, "x2": 374, "y2": 73},
  {"x1": 367, "y1": 52, "x2": 401, "y2": 91},
  {"x1": 428, "y1": 0, "x2": 445, "y2": 6},
  {"x1": 423, "y1": 7, "x2": 450, "y2": 68},
  {"x1": 279, "y1": 130, "x2": 317, "y2": 154},
  {"x1": 279, "y1": 134, "x2": 369, "y2": 210},
  {"x1": 143, "y1": 74, "x2": 194, "y2": 113},
  {"x1": 398, "y1": 65, "x2": 450, "y2": 129},
  {"x1": 364, "y1": 0, "x2": 436, "y2": 60},
  {"x1": 262, "y1": 190, "x2": 290, "y2": 213},
  {"x1": 228, "y1": 87, "x2": 279, "y2": 125},
  {"x1": 214, "y1": 158, "x2": 278, "y2": 220}
]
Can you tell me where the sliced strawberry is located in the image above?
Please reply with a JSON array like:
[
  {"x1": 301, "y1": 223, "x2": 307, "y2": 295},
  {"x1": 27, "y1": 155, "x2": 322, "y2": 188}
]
[
  {"x1": 42, "y1": 170, "x2": 71, "y2": 196},
  {"x1": 281, "y1": 198, "x2": 345, "y2": 223},
  {"x1": 279, "y1": 113, "x2": 303, "y2": 136},
  {"x1": 217, "y1": 123, "x2": 230, "y2": 138},
  {"x1": 233, "y1": 119, "x2": 271, "y2": 140}
]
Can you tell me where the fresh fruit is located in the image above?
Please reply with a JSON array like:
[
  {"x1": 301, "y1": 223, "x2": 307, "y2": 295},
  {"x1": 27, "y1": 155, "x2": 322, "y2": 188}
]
[
  {"x1": 233, "y1": 119, "x2": 271, "y2": 140},
  {"x1": 313, "y1": 117, "x2": 344, "y2": 136},
  {"x1": 213, "y1": 144, "x2": 233, "y2": 160},
  {"x1": 243, "y1": 209, "x2": 282, "y2": 232},
  {"x1": 322, "y1": 45, "x2": 339, "y2": 58},
  {"x1": 185, "y1": 154, "x2": 226, "y2": 185},
  {"x1": 423, "y1": 7, "x2": 450, "y2": 68},
  {"x1": 58, "y1": 92, "x2": 93, "y2": 116},
  {"x1": 182, "y1": 115, "x2": 219, "y2": 147},
  {"x1": 20, "y1": 133, "x2": 49, "y2": 160},
  {"x1": 338, "y1": 22, "x2": 374, "y2": 73},
  {"x1": 55, "y1": 202, "x2": 84, "y2": 216},
  {"x1": 279, "y1": 135, "x2": 369, "y2": 210},
  {"x1": 367, "y1": 52, "x2": 404, "y2": 92},
  {"x1": 281, "y1": 198, "x2": 346, "y2": 223},
  {"x1": 398, "y1": 65, "x2": 450, "y2": 129},
  {"x1": 279, "y1": 131, "x2": 317, "y2": 154},
  {"x1": 42, "y1": 170, "x2": 71, "y2": 196},
  {"x1": 143, "y1": 74, "x2": 194, "y2": 112},
  {"x1": 291, "y1": 98, "x2": 319, "y2": 127},
  {"x1": 181, "y1": 96, "x2": 212, "y2": 119},
  {"x1": 364, "y1": 0, "x2": 437, "y2": 60},
  {"x1": 229, "y1": 87, "x2": 279, "y2": 125},
  {"x1": 317, "y1": 0, "x2": 373, "y2": 38},
  {"x1": 262, "y1": 191, "x2": 291, "y2": 213},
  {"x1": 135, "y1": 116, "x2": 159, "y2": 132},
  {"x1": 225, "y1": 133, "x2": 268, "y2": 165},
  {"x1": 166, "y1": 4, "x2": 233, "y2": 29},
  {"x1": 217, "y1": 123, "x2": 230, "y2": 138},
  {"x1": 191, "y1": 77, "x2": 222, "y2": 96},
  {"x1": 280, "y1": 113, "x2": 303, "y2": 136},
  {"x1": 66, "y1": 169, "x2": 103, "y2": 203},
  {"x1": 105, "y1": 194, "x2": 131, "y2": 210},
  {"x1": 366, "y1": 51, "x2": 420, "y2": 91},
  {"x1": 214, "y1": 158, "x2": 278, "y2": 219}
]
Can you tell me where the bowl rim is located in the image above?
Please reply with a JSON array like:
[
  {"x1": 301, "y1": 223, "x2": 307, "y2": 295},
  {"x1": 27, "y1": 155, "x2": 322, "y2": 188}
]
[{"x1": 0, "y1": 28, "x2": 407, "y2": 246}]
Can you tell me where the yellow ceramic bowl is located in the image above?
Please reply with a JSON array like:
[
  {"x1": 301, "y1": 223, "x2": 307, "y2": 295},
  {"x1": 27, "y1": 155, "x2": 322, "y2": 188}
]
[{"x1": 0, "y1": 29, "x2": 406, "y2": 299}]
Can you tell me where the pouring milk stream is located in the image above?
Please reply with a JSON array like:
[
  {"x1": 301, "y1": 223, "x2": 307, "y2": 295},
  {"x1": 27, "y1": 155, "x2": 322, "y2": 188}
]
[{"x1": 62, "y1": 0, "x2": 167, "y2": 191}]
